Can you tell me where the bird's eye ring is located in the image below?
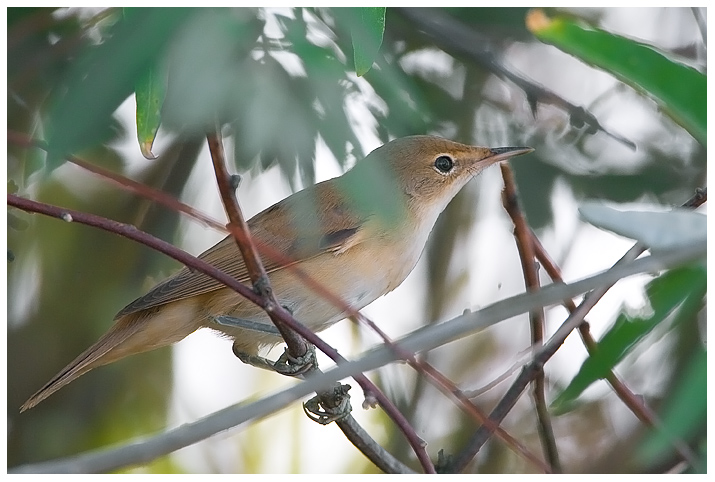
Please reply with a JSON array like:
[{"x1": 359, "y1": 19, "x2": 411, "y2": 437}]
[{"x1": 434, "y1": 155, "x2": 454, "y2": 174}]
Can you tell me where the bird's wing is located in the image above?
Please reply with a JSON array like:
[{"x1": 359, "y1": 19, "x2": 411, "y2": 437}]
[{"x1": 114, "y1": 182, "x2": 366, "y2": 319}]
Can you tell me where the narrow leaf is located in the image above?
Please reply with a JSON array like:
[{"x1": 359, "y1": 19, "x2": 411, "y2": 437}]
[
  {"x1": 527, "y1": 9, "x2": 706, "y2": 146},
  {"x1": 135, "y1": 67, "x2": 165, "y2": 159},
  {"x1": 350, "y1": 7, "x2": 386, "y2": 76}
]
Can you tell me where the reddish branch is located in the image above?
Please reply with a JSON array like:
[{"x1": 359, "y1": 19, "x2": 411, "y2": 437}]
[
  {"x1": 206, "y1": 131, "x2": 310, "y2": 359},
  {"x1": 205, "y1": 132, "x2": 431, "y2": 473},
  {"x1": 500, "y1": 164, "x2": 561, "y2": 472}
]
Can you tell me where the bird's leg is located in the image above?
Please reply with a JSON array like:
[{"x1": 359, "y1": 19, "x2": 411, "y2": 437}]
[
  {"x1": 212, "y1": 313, "x2": 317, "y2": 376},
  {"x1": 212, "y1": 314, "x2": 351, "y2": 424}
]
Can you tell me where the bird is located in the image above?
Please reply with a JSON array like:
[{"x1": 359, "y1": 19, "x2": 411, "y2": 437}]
[{"x1": 20, "y1": 135, "x2": 532, "y2": 411}]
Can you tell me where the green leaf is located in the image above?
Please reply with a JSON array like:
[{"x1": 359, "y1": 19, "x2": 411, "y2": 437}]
[
  {"x1": 135, "y1": 66, "x2": 165, "y2": 160},
  {"x1": 527, "y1": 9, "x2": 706, "y2": 146},
  {"x1": 551, "y1": 265, "x2": 706, "y2": 414},
  {"x1": 350, "y1": 7, "x2": 386, "y2": 76},
  {"x1": 45, "y1": 8, "x2": 192, "y2": 169},
  {"x1": 636, "y1": 346, "x2": 706, "y2": 473}
]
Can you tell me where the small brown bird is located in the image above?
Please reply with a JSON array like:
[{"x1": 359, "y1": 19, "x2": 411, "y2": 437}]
[{"x1": 21, "y1": 135, "x2": 532, "y2": 411}]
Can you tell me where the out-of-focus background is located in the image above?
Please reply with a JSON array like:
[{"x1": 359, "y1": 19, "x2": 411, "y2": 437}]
[{"x1": 7, "y1": 7, "x2": 706, "y2": 473}]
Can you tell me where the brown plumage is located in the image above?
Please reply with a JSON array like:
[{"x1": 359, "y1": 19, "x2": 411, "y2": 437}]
[{"x1": 21, "y1": 136, "x2": 532, "y2": 411}]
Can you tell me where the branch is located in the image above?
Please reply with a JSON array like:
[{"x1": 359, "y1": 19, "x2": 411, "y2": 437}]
[
  {"x1": 9, "y1": 192, "x2": 702, "y2": 473},
  {"x1": 7, "y1": 130, "x2": 227, "y2": 231},
  {"x1": 447, "y1": 189, "x2": 706, "y2": 472},
  {"x1": 206, "y1": 130, "x2": 309, "y2": 359},
  {"x1": 205, "y1": 131, "x2": 423, "y2": 473},
  {"x1": 9, "y1": 215, "x2": 703, "y2": 473},
  {"x1": 500, "y1": 163, "x2": 561, "y2": 472}
]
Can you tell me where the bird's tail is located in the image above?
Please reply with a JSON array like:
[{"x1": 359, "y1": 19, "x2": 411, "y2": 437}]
[{"x1": 20, "y1": 301, "x2": 202, "y2": 412}]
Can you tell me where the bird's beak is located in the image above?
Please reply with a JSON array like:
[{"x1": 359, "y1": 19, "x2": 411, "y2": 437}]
[{"x1": 485, "y1": 146, "x2": 534, "y2": 164}]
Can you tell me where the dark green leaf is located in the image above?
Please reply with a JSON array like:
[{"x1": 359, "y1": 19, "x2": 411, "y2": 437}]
[
  {"x1": 527, "y1": 10, "x2": 706, "y2": 146},
  {"x1": 551, "y1": 264, "x2": 706, "y2": 414},
  {"x1": 636, "y1": 347, "x2": 706, "y2": 472}
]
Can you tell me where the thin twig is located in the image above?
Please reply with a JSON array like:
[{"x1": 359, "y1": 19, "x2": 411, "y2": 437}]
[
  {"x1": 206, "y1": 131, "x2": 309, "y2": 358},
  {"x1": 500, "y1": 163, "x2": 561, "y2": 472},
  {"x1": 7, "y1": 130, "x2": 227, "y2": 231},
  {"x1": 448, "y1": 189, "x2": 706, "y2": 472}
]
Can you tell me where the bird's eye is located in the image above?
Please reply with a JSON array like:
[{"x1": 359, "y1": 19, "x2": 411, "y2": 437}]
[{"x1": 434, "y1": 155, "x2": 454, "y2": 173}]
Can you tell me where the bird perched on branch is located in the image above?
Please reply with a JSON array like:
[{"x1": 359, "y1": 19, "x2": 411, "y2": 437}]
[{"x1": 21, "y1": 135, "x2": 532, "y2": 411}]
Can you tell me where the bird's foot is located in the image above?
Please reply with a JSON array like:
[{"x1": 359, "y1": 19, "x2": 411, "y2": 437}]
[
  {"x1": 233, "y1": 343, "x2": 317, "y2": 377},
  {"x1": 273, "y1": 345, "x2": 318, "y2": 376},
  {"x1": 303, "y1": 383, "x2": 352, "y2": 425}
]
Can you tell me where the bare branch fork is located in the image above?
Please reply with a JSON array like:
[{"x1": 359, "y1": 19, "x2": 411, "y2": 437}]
[{"x1": 448, "y1": 185, "x2": 706, "y2": 473}]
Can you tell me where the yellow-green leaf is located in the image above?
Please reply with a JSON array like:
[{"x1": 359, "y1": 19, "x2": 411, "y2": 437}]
[{"x1": 135, "y1": 67, "x2": 165, "y2": 159}]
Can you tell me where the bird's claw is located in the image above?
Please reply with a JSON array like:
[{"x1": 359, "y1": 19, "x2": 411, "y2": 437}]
[{"x1": 233, "y1": 344, "x2": 317, "y2": 377}]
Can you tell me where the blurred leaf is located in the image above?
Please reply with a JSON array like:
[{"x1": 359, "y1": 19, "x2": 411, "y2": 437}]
[
  {"x1": 162, "y1": 9, "x2": 264, "y2": 133},
  {"x1": 579, "y1": 203, "x2": 707, "y2": 252},
  {"x1": 285, "y1": 16, "x2": 363, "y2": 165},
  {"x1": 336, "y1": 149, "x2": 407, "y2": 228},
  {"x1": 445, "y1": 7, "x2": 533, "y2": 39},
  {"x1": 364, "y1": 56, "x2": 432, "y2": 139},
  {"x1": 350, "y1": 7, "x2": 386, "y2": 76},
  {"x1": 527, "y1": 9, "x2": 706, "y2": 146},
  {"x1": 636, "y1": 346, "x2": 706, "y2": 473},
  {"x1": 45, "y1": 8, "x2": 193, "y2": 169},
  {"x1": 551, "y1": 264, "x2": 706, "y2": 414},
  {"x1": 135, "y1": 66, "x2": 165, "y2": 160}
]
